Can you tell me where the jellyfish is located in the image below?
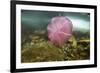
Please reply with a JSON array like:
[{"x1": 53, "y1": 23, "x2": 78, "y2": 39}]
[{"x1": 47, "y1": 16, "x2": 73, "y2": 45}]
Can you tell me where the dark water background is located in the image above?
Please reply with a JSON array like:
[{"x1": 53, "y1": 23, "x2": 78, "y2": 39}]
[{"x1": 21, "y1": 10, "x2": 90, "y2": 34}]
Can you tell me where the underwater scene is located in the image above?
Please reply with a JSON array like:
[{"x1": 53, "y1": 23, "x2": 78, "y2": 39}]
[{"x1": 21, "y1": 10, "x2": 90, "y2": 63}]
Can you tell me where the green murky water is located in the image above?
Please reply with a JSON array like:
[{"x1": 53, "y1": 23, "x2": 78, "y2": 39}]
[{"x1": 21, "y1": 10, "x2": 90, "y2": 63}]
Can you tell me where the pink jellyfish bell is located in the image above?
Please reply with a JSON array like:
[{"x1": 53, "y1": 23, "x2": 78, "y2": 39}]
[{"x1": 47, "y1": 16, "x2": 73, "y2": 45}]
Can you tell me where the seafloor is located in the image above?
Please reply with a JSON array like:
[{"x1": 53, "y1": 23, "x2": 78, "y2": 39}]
[{"x1": 21, "y1": 31, "x2": 90, "y2": 63}]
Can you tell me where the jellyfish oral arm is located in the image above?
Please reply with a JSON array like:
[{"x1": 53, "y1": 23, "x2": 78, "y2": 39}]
[{"x1": 59, "y1": 32, "x2": 72, "y2": 36}]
